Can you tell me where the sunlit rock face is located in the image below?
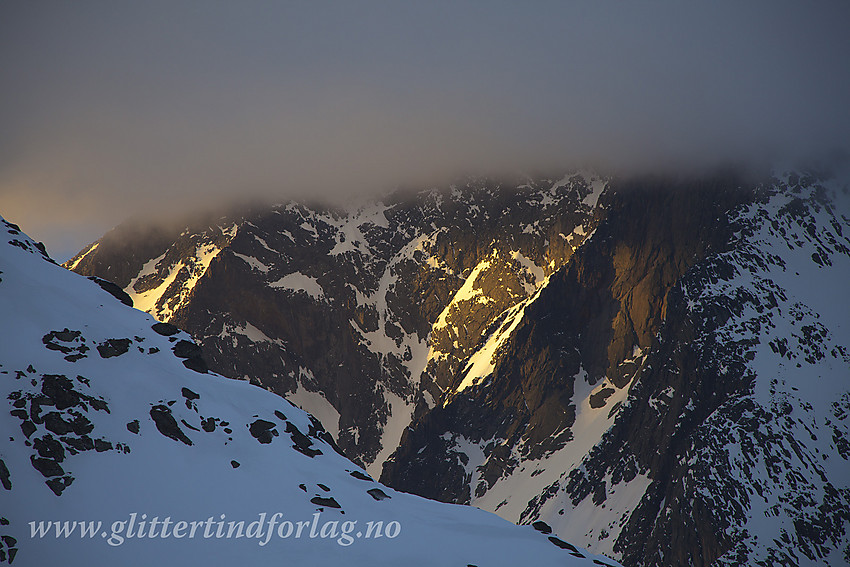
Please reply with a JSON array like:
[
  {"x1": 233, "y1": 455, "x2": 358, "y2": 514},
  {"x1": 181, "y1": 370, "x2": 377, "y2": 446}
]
[{"x1": 69, "y1": 169, "x2": 850, "y2": 566}]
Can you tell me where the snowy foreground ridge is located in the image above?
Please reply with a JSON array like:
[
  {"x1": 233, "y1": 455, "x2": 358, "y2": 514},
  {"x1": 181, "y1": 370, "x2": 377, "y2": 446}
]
[{"x1": 0, "y1": 215, "x2": 620, "y2": 566}]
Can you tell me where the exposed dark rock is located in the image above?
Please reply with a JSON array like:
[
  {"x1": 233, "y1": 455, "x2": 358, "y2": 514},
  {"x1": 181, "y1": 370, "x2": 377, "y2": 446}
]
[
  {"x1": 310, "y1": 496, "x2": 341, "y2": 509},
  {"x1": 40, "y1": 374, "x2": 81, "y2": 410},
  {"x1": 87, "y1": 276, "x2": 133, "y2": 307},
  {"x1": 152, "y1": 322, "x2": 180, "y2": 336},
  {"x1": 589, "y1": 388, "x2": 615, "y2": 409},
  {"x1": 96, "y1": 338, "x2": 131, "y2": 358},
  {"x1": 181, "y1": 387, "x2": 200, "y2": 400},
  {"x1": 63, "y1": 436, "x2": 95, "y2": 452},
  {"x1": 349, "y1": 470, "x2": 373, "y2": 482},
  {"x1": 30, "y1": 456, "x2": 63, "y2": 478},
  {"x1": 367, "y1": 488, "x2": 390, "y2": 501},
  {"x1": 172, "y1": 340, "x2": 202, "y2": 359},
  {"x1": 172, "y1": 341, "x2": 208, "y2": 373},
  {"x1": 45, "y1": 475, "x2": 73, "y2": 496},
  {"x1": 33, "y1": 435, "x2": 64, "y2": 462},
  {"x1": 286, "y1": 422, "x2": 321, "y2": 457},
  {"x1": 532, "y1": 521, "x2": 552, "y2": 534},
  {"x1": 0, "y1": 527, "x2": 17, "y2": 564},
  {"x1": 230, "y1": 460, "x2": 240, "y2": 468},
  {"x1": 248, "y1": 419, "x2": 277, "y2": 444},
  {"x1": 548, "y1": 536, "x2": 581, "y2": 554},
  {"x1": 0, "y1": 459, "x2": 10, "y2": 490},
  {"x1": 20, "y1": 421, "x2": 36, "y2": 439},
  {"x1": 149, "y1": 405, "x2": 193, "y2": 446},
  {"x1": 181, "y1": 357, "x2": 208, "y2": 373},
  {"x1": 42, "y1": 330, "x2": 89, "y2": 362},
  {"x1": 126, "y1": 420, "x2": 140, "y2": 434}
]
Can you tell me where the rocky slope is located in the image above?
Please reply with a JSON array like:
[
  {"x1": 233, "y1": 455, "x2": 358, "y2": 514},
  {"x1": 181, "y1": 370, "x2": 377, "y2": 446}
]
[
  {"x1": 0, "y1": 214, "x2": 617, "y2": 566},
  {"x1": 67, "y1": 169, "x2": 850, "y2": 566},
  {"x1": 67, "y1": 173, "x2": 607, "y2": 474}
]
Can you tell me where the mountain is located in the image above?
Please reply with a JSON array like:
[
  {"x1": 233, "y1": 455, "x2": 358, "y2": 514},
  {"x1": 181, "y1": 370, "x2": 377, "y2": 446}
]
[
  {"x1": 66, "y1": 173, "x2": 607, "y2": 475},
  {"x1": 0, "y1": 215, "x2": 618, "y2": 566},
  {"x1": 67, "y1": 169, "x2": 850, "y2": 566}
]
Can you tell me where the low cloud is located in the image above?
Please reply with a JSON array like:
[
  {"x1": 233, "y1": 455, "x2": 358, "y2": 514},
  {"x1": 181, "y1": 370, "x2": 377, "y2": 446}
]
[{"x1": 2, "y1": 2, "x2": 849, "y2": 260}]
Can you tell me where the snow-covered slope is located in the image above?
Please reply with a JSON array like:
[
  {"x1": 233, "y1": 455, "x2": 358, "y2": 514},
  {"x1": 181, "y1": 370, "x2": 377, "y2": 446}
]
[{"x1": 0, "y1": 215, "x2": 618, "y2": 566}]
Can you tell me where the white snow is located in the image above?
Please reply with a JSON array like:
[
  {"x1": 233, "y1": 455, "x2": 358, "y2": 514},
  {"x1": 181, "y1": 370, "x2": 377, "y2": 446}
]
[
  {"x1": 124, "y1": 231, "x2": 235, "y2": 321},
  {"x1": 470, "y1": 365, "x2": 641, "y2": 545},
  {"x1": 510, "y1": 250, "x2": 544, "y2": 292},
  {"x1": 549, "y1": 473, "x2": 652, "y2": 558},
  {"x1": 287, "y1": 385, "x2": 341, "y2": 439},
  {"x1": 232, "y1": 252, "x2": 270, "y2": 273},
  {"x1": 270, "y1": 272, "x2": 325, "y2": 301},
  {"x1": 328, "y1": 202, "x2": 389, "y2": 256},
  {"x1": 432, "y1": 257, "x2": 493, "y2": 333},
  {"x1": 65, "y1": 241, "x2": 99, "y2": 270},
  {"x1": 455, "y1": 302, "x2": 525, "y2": 394},
  {"x1": 126, "y1": 252, "x2": 179, "y2": 314},
  {"x1": 369, "y1": 388, "x2": 413, "y2": 479},
  {"x1": 582, "y1": 175, "x2": 607, "y2": 208},
  {"x1": 219, "y1": 321, "x2": 284, "y2": 347}
]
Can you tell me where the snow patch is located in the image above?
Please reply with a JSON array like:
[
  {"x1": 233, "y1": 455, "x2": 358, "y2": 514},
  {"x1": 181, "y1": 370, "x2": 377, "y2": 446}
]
[
  {"x1": 286, "y1": 385, "x2": 341, "y2": 439},
  {"x1": 232, "y1": 252, "x2": 270, "y2": 273},
  {"x1": 270, "y1": 272, "x2": 325, "y2": 300}
]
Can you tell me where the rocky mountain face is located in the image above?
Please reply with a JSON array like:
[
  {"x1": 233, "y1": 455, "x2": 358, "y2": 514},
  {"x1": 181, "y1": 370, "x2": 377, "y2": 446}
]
[
  {"x1": 0, "y1": 214, "x2": 616, "y2": 566},
  {"x1": 67, "y1": 174, "x2": 606, "y2": 473},
  {"x1": 67, "y1": 169, "x2": 850, "y2": 566}
]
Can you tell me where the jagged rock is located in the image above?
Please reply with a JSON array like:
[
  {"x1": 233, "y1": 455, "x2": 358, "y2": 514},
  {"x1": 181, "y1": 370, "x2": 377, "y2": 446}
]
[
  {"x1": 549, "y1": 536, "x2": 582, "y2": 554},
  {"x1": 87, "y1": 276, "x2": 133, "y2": 307},
  {"x1": 96, "y1": 338, "x2": 131, "y2": 358},
  {"x1": 181, "y1": 387, "x2": 200, "y2": 400},
  {"x1": 310, "y1": 496, "x2": 341, "y2": 509},
  {"x1": 40, "y1": 374, "x2": 83, "y2": 409},
  {"x1": 172, "y1": 341, "x2": 208, "y2": 373},
  {"x1": 151, "y1": 322, "x2": 180, "y2": 336},
  {"x1": 367, "y1": 488, "x2": 390, "y2": 501},
  {"x1": 45, "y1": 475, "x2": 73, "y2": 496},
  {"x1": 589, "y1": 388, "x2": 615, "y2": 409},
  {"x1": 248, "y1": 419, "x2": 277, "y2": 444},
  {"x1": 349, "y1": 470, "x2": 372, "y2": 482},
  {"x1": 0, "y1": 459, "x2": 10, "y2": 490},
  {"x1": 30, "y1": 456, "x2": 63, "y2": 478},
  {"x1": 149, "y1": 405, "x2": 193, "y2": 446},
  {"x1": 172, "y1": 340, "x2": 202, "y2": 359},
  {"x1": 286, "y1": 422, "x2": 321, "y2": 457},
  {"x1": 533, "y1": 521, "x2": 553, "y2": 534}
]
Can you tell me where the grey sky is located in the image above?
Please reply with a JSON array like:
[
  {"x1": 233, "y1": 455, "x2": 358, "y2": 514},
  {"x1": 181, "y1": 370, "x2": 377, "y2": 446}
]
[{"x1": 2, "y1": 2, "x2": 849, "y2": 260}]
